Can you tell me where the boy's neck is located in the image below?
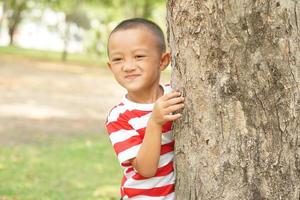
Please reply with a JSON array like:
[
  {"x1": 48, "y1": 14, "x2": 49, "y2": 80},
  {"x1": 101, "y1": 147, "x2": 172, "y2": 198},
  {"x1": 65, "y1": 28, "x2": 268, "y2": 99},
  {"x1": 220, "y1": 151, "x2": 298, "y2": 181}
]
[{"x1": 126, "y1": 85, "x2": 163, "y2": 104}]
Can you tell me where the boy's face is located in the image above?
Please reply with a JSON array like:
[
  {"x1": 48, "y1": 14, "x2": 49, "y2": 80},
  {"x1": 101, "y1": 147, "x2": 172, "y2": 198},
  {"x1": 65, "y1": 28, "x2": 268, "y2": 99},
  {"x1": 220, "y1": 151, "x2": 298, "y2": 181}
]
[{"x1": 107, "y1": 27, "x2": 170, "y2": 94}]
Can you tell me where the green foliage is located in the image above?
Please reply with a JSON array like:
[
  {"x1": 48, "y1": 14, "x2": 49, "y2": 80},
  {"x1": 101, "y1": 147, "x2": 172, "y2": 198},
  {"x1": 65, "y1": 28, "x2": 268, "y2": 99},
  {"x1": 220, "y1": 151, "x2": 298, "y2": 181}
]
[
  {"x1": 66, "y1": 11, "x2": 90, "y2": 29},
  {"x1": 40, "y1": 0, "x2": 79, "y2": 13}
]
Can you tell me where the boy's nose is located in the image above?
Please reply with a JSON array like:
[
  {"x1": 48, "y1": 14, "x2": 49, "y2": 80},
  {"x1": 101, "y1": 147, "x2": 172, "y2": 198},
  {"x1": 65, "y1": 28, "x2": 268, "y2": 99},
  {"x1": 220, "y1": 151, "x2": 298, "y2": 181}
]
[{"x1": 122, "y1": 60, "x2": 136, "y2": 72}]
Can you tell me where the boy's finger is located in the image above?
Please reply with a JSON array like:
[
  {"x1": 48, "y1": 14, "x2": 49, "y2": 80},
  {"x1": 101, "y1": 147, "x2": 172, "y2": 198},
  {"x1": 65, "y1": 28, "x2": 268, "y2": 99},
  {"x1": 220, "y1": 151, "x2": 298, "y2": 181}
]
[
  {"x1": 164, "y1": 113, "x2": 182, "y2": 121},
  {"x1": 166, "y1": 103, "x2": 184, "y2": 113},
  {"x1": 165, "y1": 96, "x2": 184, "y2": 106},
  {"x1": 161, "y1": 91, "x2": 181, "y2": 100}
]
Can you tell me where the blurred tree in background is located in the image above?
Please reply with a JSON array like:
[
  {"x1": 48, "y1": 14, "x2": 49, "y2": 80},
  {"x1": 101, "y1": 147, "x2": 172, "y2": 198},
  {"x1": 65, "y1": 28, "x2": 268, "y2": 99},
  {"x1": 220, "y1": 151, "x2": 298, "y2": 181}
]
[
  {"x1": 42, "y1": 0, "x2": 91, "y2": 61},
  {"x1": 1, "y1": 0, "x2": 29, "y2": 45},
  {"x1": 0, "y1": 0, "x2": 166, "y2": 62}
]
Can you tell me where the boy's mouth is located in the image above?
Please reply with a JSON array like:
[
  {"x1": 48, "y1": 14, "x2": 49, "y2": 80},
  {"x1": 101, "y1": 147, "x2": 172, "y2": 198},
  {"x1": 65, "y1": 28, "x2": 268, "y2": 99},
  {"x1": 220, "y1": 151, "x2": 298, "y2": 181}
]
[{"x1": 125, "y1": 74, "x2": 141, "y2": 80}]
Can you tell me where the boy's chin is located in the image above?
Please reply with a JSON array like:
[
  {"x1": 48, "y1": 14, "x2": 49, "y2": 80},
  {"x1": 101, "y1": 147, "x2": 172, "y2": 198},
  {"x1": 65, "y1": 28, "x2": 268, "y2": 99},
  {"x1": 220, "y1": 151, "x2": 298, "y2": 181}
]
[
  {"x1": 123, "y1": 86, "x2": 142, "y2": 93},
  {"x1": 120, "y1": 80, "x2": 159, "y2": 94},
  {"x1": 122, "y1": 83, "x2": 145, "y2": 93}
]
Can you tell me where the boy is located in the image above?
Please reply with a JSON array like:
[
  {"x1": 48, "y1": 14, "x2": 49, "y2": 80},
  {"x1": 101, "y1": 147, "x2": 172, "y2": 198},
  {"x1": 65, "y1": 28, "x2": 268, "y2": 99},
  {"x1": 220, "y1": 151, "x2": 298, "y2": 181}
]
[{"x1": 105, "y1": 18, "x2": 184, "y2": 200}]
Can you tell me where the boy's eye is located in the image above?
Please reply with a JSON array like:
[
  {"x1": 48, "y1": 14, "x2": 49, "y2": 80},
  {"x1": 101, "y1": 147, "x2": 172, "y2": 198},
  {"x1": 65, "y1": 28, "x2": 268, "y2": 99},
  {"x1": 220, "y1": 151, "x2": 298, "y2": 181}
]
[
  {"x1": 112, "y1": 58, "x2": 122, "y2": 62},
  {"x1": 135, "y1": 55, "x2": 146, "y2": 59}
]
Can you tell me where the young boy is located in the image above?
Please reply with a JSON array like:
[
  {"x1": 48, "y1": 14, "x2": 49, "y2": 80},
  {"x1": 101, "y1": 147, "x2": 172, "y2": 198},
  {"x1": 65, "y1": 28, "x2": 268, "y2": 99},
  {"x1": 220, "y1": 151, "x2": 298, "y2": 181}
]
[{"x1": 105, "y1": 18, "x2": 184, "y2": 200}]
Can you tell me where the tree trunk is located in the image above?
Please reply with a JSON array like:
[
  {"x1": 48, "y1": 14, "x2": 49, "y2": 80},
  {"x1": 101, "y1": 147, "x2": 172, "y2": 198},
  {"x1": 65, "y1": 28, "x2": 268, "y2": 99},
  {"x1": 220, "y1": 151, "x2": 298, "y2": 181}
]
[
  {"x1": 167, "y1": 0, "x2": 300, "y2": 199},
  {"x1": 8, "y1": 22, "x2": 17, "y2": 45},
  {"x1": 62, "y1": 22, "x2": 70, "y2": 62},
  {"x1": 7, "y1": 0, "x2": 27, "y2": 46}
]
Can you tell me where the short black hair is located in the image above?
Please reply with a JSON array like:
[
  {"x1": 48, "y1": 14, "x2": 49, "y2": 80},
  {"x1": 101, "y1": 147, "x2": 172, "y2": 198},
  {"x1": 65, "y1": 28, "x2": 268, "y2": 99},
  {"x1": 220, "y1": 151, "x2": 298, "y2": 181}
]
[{"x1": 108, "y1": 18, "x2": 166, "y2": 53}]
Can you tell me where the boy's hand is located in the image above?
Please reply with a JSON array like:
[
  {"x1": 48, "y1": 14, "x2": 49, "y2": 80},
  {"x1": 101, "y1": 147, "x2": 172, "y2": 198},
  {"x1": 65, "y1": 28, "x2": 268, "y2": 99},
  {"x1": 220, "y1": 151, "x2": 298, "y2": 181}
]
[{"x1": 150, "y1": 91, "x2": 185, "y2": 126}]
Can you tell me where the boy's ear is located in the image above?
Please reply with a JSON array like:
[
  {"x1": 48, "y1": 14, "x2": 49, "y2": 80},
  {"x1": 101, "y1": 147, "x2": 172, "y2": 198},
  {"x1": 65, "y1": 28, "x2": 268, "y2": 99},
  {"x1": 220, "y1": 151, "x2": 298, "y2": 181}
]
[
  {"x1": 107, "y1": 62, "x2": 112, "y2": 70},
  {"x1": 159, "y1": 52, "x2": 170, "y2": 71}
]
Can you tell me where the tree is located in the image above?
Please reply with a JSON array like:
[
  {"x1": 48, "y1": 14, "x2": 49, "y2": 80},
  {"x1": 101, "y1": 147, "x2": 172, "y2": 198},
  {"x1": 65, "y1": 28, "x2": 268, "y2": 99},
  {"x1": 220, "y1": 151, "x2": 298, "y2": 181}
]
[
  {"x1": 3, "y1": 0, "x2": 28, "y2": 45},
  {"x1": 167, "y1": 0, "x2": 300, "y2": 199},
  {"x1": 42, "y1": 0, "x2": 91, "y2": 61},
  {"x1": 61, "y1": 10, "x2": 90, "y2": 61}
]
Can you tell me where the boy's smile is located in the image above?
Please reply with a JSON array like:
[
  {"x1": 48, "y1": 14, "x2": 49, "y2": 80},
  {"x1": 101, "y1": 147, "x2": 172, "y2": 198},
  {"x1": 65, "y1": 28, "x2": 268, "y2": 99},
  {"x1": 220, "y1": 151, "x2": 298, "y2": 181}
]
[
  {"x1": 125, "y1": 74, "x2": 141, "y2": 80},
  {"x1": 107, "y1": 28, "x2": 170, "y2": 103}
]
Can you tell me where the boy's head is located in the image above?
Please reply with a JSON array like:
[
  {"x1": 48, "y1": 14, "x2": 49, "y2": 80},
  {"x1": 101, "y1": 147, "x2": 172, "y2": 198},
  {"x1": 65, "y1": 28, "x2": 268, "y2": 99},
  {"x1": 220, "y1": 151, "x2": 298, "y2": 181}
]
[
  {"x1": 108, "y1": 18, "x2": 166, "y2": 54},
  {"x1": 107, "y1": 18, "x2": 170, "y2": 95}
]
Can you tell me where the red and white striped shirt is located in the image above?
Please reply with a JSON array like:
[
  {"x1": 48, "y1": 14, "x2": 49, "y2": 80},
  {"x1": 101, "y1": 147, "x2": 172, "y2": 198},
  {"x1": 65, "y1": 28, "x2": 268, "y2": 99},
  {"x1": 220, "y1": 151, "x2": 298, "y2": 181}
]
[{"x1": 106, "y1": 84, "x2": 175, "y2": 200}]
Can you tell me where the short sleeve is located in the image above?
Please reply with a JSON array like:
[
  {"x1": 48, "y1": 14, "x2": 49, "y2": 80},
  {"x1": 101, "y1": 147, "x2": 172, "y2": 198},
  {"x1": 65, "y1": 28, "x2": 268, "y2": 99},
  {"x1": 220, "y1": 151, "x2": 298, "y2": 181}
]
[{"x1": 106, "y1": 114, "x2": 142, "y2": 167}]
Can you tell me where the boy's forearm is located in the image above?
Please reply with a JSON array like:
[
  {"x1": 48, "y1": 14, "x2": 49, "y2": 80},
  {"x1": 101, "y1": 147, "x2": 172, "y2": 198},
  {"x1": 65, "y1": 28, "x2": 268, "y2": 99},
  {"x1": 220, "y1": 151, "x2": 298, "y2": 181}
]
[
  {"x1": 132, "y1": 118, "x2": 162, "y2": 178},
  {"x1": 130, "y1": 91, "x2": 184, "y2": 177}
]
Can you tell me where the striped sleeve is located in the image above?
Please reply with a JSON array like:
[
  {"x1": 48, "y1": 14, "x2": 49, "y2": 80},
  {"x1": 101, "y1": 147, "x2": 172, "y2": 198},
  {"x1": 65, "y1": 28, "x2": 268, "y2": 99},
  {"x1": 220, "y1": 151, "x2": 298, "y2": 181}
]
[{"x1": 106, "y1": 107, "x2": 142, "y2": 166}]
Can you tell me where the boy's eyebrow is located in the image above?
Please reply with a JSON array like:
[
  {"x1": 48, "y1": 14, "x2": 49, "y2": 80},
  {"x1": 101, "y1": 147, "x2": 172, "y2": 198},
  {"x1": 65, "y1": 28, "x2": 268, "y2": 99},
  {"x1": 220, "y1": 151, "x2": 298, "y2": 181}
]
[
  {"x1": 110, "y1": 48, "x2": 149, "y2": 56},
  {"x1": 133, "y1": 48, "x2": 148, "y2": 52},
  {"x1": 109, "y1": 52, "x2": 123, "y2": 57}
]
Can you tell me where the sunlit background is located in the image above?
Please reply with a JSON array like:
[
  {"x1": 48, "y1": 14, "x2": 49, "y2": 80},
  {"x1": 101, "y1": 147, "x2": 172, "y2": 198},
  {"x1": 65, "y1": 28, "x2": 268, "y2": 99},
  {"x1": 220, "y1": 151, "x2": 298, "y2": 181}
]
[{"x1": 0, "y1": 0, "x2": 167, "y2": 199}]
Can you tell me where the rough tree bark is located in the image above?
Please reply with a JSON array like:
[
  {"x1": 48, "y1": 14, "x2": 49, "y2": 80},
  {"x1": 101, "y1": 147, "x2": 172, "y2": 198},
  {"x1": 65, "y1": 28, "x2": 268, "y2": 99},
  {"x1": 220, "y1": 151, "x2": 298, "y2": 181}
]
[{"x1": 167, "y1": 0, "x2": 300, "y2": 199}]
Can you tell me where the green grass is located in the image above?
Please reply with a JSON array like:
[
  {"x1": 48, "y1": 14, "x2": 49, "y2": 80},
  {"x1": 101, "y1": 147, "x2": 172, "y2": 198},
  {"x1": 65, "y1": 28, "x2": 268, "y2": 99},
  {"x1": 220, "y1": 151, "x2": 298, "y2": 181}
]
[
  {"x1": 0, "y1": 46, "x2": 106, "y2": 67},
  {"x1": 0, "y1": 134, "x2": 122, "y2": 200}
]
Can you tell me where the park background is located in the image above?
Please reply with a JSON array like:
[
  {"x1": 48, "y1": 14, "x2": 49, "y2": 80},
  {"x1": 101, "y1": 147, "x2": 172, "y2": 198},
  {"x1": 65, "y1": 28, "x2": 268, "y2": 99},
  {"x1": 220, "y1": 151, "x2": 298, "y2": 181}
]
[{"x1": 0, "y1": 0, "x2": 168, "y2": 199}]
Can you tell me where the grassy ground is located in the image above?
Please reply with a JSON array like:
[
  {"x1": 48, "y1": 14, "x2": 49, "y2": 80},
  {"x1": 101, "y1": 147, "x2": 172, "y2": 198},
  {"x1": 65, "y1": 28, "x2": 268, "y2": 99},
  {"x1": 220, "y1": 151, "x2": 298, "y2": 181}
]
[
  {"x1": 0, "y1": 52, "x2": 124, "y2": 200},
  {"x1": 0, "y1": 133, "x2": 122, "y2": 200},
  {"x1": 0, "y1": 46, "x2": 106, "y2": 68}
]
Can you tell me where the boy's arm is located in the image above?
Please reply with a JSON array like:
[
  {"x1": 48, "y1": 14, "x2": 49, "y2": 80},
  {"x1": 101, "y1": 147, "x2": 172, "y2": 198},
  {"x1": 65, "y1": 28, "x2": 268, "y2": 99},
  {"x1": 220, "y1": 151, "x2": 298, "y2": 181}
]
[{"x1": 131, "y1": 91, "x2": 185, "y2": 178}]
